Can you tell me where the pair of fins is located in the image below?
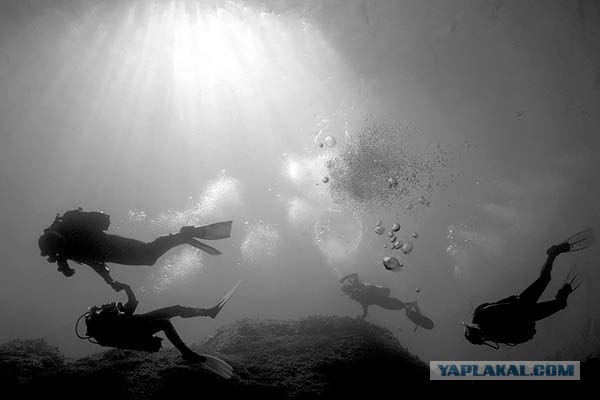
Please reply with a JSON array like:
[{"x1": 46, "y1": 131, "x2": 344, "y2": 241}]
[
  {"x1": 183, "y1": 221, "x2": 233, "y2": 256},
  {"x1": 560, "y1": 228, "x2": 595, "y2": 252},
  {"x1": 190, "y1": 280, "x2": 243, "y2": 379},
  {"x1": 404, "y1": 302, "x2": 434, "y2": 332}
]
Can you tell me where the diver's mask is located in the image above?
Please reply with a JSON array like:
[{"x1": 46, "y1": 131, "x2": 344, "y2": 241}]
[{"x1": 463, "y1": 322, "x2": 499, "y2": 349}]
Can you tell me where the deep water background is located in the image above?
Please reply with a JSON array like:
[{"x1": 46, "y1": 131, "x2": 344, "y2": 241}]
[{"x1": 1, "y1": 0, "x2": 599, "y2": 364}]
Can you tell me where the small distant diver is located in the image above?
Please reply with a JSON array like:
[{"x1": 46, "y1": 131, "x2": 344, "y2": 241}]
[
  {"x1": 76, "y1": 280, "x2": 242, "y2": 379},
  {"x1": 38, "y1": 208, "x2": 232, "y2": 290},
  {"x1": 339, "y1": 273, "x2": 434, "y2": 330},
  {"x1": 464, "y1": 228, "x2": 595, "y2": 349}
]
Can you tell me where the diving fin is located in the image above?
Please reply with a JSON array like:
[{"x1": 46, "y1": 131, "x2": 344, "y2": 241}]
[
  {"x1": 182, "y1": 221, "x2": 232, "y2": 240},
  {"x1": 190, "y1": 353, "x2": 233, "y2": 379},
  {"x1": 206, "y1": 280, "x2": 243, "y2": 319},
  {"x1": 405, "y1": 306, "x2": 435, "y2": 330},
  {"x1": 219, "y1": 280, "x2": 242, "y2": 307},
  {"x1": 197, "y1": 221, "x2": 233, "y2": 240},
  {"x1": 186, "y1": 238, "x2": 222, "y2": 255},
  {"x1": 563, "y1": 228, "x2": 595, "y2": 252}
]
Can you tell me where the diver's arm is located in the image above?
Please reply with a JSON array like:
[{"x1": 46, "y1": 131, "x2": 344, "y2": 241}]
[
  {"x1": 89, "y1": 262, "x2": 116, "y2": 287},
  {"x1": 115, "y1": 282, "x2": 138, "y2": 314},
  {"x1": 361, "y1": 303, "x2": 368, "y2": 319},
  {"x1": 339, "y1": 273, "x2": 359, "y2": 284},
  {"x1": 405, "y1": 301, "x2": 419, "y2": 313},
  {"x1": 56, "y1": 257, "x2": 75, "y2": 277}
]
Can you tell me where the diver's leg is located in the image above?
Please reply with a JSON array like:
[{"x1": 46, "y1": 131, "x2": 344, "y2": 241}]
[
  {"x1": 154, "y1": 319, "x2": 198, "y2": 358},
  {"x1": 530, "y1": 299, "x2": 567, "y2": 321},
  {"x1": 532, "y1": 274, "x2": 578, "y2": 321},
  {"x1": 361, "y1": 304, "x2": 368, "y2": 319},
  {"x1": 140, "y1": 234, "x2": 190, "y2": 265},
  {"x1": 518, "y1": 255, "x2": 556, "y2": 304},
  {"x1": 136, "y1": 305, "x2": 210, "y2": 321},
  {"x1": 101, "y1": 234, "x2": 188, "y2": 265},
  {"x1": 372, "y1": 296, "x2": 406, "y2": 311}
]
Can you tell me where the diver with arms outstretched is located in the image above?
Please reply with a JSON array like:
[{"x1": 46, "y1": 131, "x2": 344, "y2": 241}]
[
  {"x1": 38, "y1": 208, "x2": 232, "y2": 290},
  {"x1": 464, "y1": 229, "x2": 594, "y2": 348}
]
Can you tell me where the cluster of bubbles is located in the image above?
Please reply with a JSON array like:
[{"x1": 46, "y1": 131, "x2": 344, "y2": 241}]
[
  {"x1": 445, "y1": 224, "x2": 472, "y2": 257},
  {"x1": 317, "y1": 136, "x2": 337, "y2": 183},
  {"x1": 150, "y1": 172, "x2": 242, "y2": 229},
  {"x1": 284, "y1": 153, "x2": 332, "y2": 204},
  {"x1": 283, "y1": 149, "x2": 364, "y2": 266},
  {"x1": 446, "y1": 224, "x2": 506, "y2": 280},
  {"x1": 286, "y1": 197, "x2": 319, "y2": 231},
  {"x1": 148, "y1": 248, "x2": 203, "y2": 291},
  {"x1": 375, "y1": 219, "x2": 417, "y2": 255},
  {"x1": 240, "y1": 223, "x2": 281, "y2": 267},
  {"x1": 314, "y1": 209, "x2": 363, "y2": 264},
  {"x1": 127, "y1": 209, "x2": 147, "y2": 222},
  {"x1": 128, "y1": 172, "x2": 242, "y2": 286},
  {"x1": 375, "y1": 219, "x2": 420, "y2": 275},
  {"x1": 326, "y1": 121, "x2": 449, "y2": 213}
]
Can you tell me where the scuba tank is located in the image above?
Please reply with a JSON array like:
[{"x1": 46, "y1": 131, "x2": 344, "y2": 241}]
[
  {"x1": 51, "y1": 207, "x2": 111, "y2": 234},
  {"x1": 472, "y1": 297, "x2": 536, "y2": 346},
  {"x1": 77, "y1": 304, "x2": 163, "y2": 352}
]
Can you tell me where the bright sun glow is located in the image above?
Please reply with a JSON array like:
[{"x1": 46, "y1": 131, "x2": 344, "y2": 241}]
[
  {"x1": 45, "y1": 0, "x2": 358, "y2": 198},
  {"x1": 76, "y1": 0, "x2": 352, "y2": 134}
]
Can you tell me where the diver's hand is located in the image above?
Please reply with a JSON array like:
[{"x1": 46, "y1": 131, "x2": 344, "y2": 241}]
[
  {"x1": 546, "y1": 242, "x2": 570, "y2": 257},
  {"x1": 111, "y1": 281, "x2": 127, "y2": 292},
  {"x1": 56, "y1": 258, "x2": 74, "y2": 277},
  {"x1": 59, "y1": 267, "x2": 75, "y2": 277}
]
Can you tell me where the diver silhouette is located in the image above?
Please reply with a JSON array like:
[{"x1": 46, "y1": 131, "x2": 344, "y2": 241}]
[
  {"x1": 77, "y1": 281, "x2": 241, "y2": 379},
  {"x1": 339, "y1": 273, "x2": 434, "y2": 330},
  {"x1": 38, "y1": 208, "x2": 232, "y2": 290},
  {"x1": 464, "y1": 229, "x2": 595, "y2": 349}
]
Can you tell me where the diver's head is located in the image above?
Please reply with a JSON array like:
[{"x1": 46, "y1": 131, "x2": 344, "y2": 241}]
[
  {"x1": 341, "y1": 283, "x2": 355, "y2": 295},
  {"x1": 38, "y1": 230, "x2": 65, "y2": 257},
  {"x1": 463, "y1": 322, "x2": 485, "y2": 345}
]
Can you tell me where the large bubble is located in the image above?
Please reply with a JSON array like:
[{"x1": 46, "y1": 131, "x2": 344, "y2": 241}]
[
  {"x1": 240, "y1": 223, "x2": 281, "y2": 267},
  {"x1": 327, "y1": 121, "x2": 450, "y2": 212},
  {"x1": 287, "y1": 197, "x2": 321, "y2": 231},
  {"x1": 314, "y1": 209, "x2": 363, "y2": 264},
  {"x1": 446, "y1": 224, "x2": 506, "y2": 279},
  {"x1": 147, "y1": 248, "x2": 203, "y2": 291},
  {"x1": 283, "y1": 154, "x2": 333, "y2": 205},
  {"x1": 324, "y1": 136, "x2": 337, "y2": 147}
]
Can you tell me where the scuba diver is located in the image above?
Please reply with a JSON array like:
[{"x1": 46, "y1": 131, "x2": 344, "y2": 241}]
[
  {"x1": 77, "y1": 280, "x2": 242, "y2": 379},
  {"x1": 339, "y1": 273, "x2": 434, "y2": 330},
  {"x1": 464, "y1": 228, "x2": 595, "y2": 349},
  {"x1": 38, "y1": 208, "x2": 232, "y2": 290}
]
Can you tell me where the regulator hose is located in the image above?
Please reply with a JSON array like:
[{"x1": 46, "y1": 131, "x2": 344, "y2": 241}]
[{"x1": 74, "y1": 311, "x2": 98, "y2": 344}]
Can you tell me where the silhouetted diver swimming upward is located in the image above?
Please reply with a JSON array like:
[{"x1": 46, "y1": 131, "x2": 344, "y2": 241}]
[{"x1": 464, "y1": 229, "x2": 594, "y2": 348}]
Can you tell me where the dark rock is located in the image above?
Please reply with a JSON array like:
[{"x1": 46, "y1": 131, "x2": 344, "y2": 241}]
[
  {"x1": 0, "y1": 338, "x2": 65, "y2": 387},
  {"x1": 0, "y1": 316, "x2": 429, "y2": 399}
]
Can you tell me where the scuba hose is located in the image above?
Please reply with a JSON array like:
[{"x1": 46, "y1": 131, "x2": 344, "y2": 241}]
[
  {"x1": 75, "y1": 311, "x2": 98, "y2": 344},
  {"x1": 482, "y1": 341, "x2": 500, "y2": 350}
]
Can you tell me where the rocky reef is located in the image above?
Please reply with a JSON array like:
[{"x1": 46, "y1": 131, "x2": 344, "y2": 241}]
[{"x1": 0, "y1": 316, "x2": 429, "y2": 399}]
